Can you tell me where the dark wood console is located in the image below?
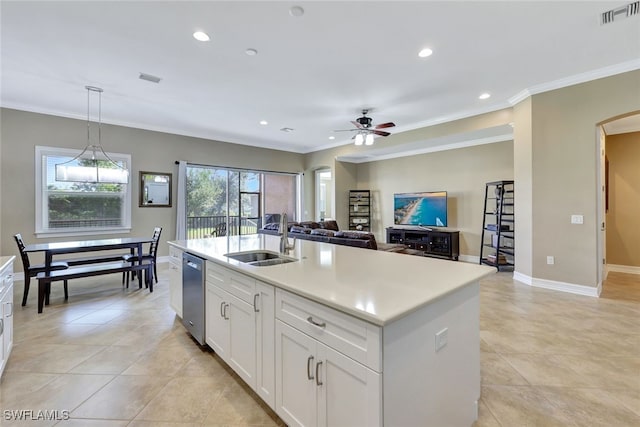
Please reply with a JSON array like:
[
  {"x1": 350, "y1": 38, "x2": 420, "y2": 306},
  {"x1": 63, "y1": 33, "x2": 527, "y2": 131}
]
[{"x1": 386, "y1": 227, "x2": 459, "y2": 261}]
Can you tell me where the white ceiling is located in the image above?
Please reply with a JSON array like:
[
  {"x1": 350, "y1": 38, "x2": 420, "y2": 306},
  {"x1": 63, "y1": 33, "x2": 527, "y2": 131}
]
[{"x1": 1, "y1": 1, "x2": 639, "y2": 154}]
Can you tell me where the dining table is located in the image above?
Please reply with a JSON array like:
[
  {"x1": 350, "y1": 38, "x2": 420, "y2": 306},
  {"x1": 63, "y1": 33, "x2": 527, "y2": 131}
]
[
  {"x1": 23, "y1": 237, "x2": 154, "y2": 271},
  {"x1": 24, "y1": 237, "x2": 155, "y2": 312}
]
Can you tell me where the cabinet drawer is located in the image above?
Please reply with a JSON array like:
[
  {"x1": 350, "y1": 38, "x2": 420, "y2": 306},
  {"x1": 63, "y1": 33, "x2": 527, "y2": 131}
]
[
  {"x1": 169, "y1": 247, "x2": 183, "y2": 268},
  {"x1": 206, "y1": 261, "x2": 256, "y2": 304},
  {"x1": 275, "y1": 289, "x2": 381, "y2": 372}
]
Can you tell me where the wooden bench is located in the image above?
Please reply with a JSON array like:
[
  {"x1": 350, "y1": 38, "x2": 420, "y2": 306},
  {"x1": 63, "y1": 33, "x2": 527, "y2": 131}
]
[{"x1": 36, "y1": 260, "x2": 154, "y2": 313}]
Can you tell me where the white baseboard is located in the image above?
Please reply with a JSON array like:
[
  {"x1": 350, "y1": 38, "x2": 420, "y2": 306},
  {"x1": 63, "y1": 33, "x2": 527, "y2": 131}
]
[
  {"x1": 607, "y1": 264, "x2": 640, "y2": 275},
  {"x1": 512, "y1": 271, "x2": 600, "y2": 297},
  {"x1": 459, "y1": 254, "x2": 480, "y2": 264}
]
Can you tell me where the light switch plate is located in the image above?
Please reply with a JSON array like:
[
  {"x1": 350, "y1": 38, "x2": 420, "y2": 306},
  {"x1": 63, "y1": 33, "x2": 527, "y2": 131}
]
[{"x1": 435, "y1": 328, "x2": 448, "y2": 352}]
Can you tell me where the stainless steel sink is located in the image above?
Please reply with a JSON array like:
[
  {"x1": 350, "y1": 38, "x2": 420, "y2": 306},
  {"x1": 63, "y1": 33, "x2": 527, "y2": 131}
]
[{"x1": 225, "y1": 250, "x2": 297, "y2": 267}]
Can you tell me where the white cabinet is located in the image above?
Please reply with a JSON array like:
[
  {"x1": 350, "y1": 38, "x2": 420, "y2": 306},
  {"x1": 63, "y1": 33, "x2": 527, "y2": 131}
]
[
  {"x1": 0, "y1": 257, "x2": 15, "y2": 378},
  {"x1": 275, "y1": 290, "x2": 382, "y2": 427},
  {"x1": 168, "y1": 246, "x2": 183, "y2": 317},
  {"x1": 204, "y1": 261, "x2": 275, "y2": 409}
]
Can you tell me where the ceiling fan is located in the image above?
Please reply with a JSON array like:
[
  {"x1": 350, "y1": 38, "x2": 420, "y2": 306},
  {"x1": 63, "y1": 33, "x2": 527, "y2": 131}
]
[{"x1": 334, "y1": 109, "x2": 396, "y2": 146}]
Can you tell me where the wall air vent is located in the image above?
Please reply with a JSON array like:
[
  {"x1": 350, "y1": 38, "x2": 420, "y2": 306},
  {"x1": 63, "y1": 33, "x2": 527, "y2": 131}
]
[
  {"x1": 139, "y1": 72, "x2": 162, "y2": 83},
  {"x1": 601, "y1": 1, "x2": 639, "y2": 24}
]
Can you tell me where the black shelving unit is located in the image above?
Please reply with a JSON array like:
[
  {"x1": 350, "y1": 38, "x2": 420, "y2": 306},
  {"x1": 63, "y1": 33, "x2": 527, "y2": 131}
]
[
  {"x1": 348, "y1": 190, "x2": 371, "y2": 231},
  {"x1": 480, "y1": 180, "x2": 514, "y2": 270}
]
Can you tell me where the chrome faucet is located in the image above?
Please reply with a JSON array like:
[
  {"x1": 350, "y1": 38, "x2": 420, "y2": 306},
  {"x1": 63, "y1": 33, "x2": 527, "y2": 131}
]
[{"x1": 279, "y1": 212, "x2": 296, "y2": 254}]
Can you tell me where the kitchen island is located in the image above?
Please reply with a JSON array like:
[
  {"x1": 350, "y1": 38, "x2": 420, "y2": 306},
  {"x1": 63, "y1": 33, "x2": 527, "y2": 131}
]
[{"x1": 168, "y1": 235, "x2": 495, "y2": 427}]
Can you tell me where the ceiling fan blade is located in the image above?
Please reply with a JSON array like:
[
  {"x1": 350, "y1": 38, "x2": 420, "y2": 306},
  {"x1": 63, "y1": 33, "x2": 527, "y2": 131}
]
[
  {"x1": 375, "y1": 122, "x2": 396, "y2": 129},
  {"x1": 372, "y1": 130, "x2": 391, "y2": 137},
  {"x1": 351, "y1": 120, "x2": 364, "y2": 129},
  {"x1": 333, "y1": 129, "x2": 357, "y2": 132}
]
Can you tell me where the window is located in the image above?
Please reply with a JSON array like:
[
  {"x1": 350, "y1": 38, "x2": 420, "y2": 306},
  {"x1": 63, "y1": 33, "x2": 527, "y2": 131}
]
[
  {"x1": 35, "y1": 146, "x2": 131, "y2": 237},
  {"x1": 184, "y1": 164, "x2": 299, "y2": 239}
]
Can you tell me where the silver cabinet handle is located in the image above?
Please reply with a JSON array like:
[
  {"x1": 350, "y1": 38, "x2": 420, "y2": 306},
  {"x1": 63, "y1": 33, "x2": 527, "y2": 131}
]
[
  {"x1": 0, "y1": 318, "x2": 3, "y2": 336},
  {"x1": 307, "y1": 316, "x2": 326, "y2": 328},
  {"x1": 253, "y1": 294, "x2": 260, "y2": 312},
  {"x1": 223, "y1": 303, "x2": 229, "y2": 320},
  {"x1": 220, "y1": 301, "x2": 225, "y2": 318},
  {"x1": 307, "y1": 355, "x2": 315, "y2": 380},
  {"x1": 316, "y1": 361, "x2": 323, "y2": 386},
  {"x1": 6, "y1": 302, "x2": 13, "y2": 317}
]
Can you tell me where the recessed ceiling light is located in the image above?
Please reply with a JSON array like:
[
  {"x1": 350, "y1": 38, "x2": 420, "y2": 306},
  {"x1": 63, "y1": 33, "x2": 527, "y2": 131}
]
[
  {"x1": 259, "y1": 120, "x2": 268, "y2": 125},
  {"x1": 246, "y1": 48, "x2": 258, "y2": 56},
  {"x1": 328, "y1": 136, "x2": 335, "y2": 140},
  {"x1": 418, "y1": 48, "x2": 433, "y2": 58},
  {"x1": 479, "y1": 93, "x2": 491, "y2": 100},
  {"x1": 193, "y1": 31, "x2": 210, "y2": 42},
  {"x1": 289, "y1": 6, "x2": 305, "y2": 17}
]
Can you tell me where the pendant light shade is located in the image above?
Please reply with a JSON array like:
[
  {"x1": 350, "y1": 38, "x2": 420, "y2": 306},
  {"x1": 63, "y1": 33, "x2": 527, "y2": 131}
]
[
  {"x1": 365, "y1": 133, "x2": 374, "y2": 145},
  {"x1": 55, "y1": 86, "x2": 129, "y2": 184},
  {"x1": 354, "y1": 133, "x2": 364, "y2": 146}
]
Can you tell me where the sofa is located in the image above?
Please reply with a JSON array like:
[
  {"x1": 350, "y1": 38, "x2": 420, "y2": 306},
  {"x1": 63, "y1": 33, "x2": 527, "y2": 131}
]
[{"x1": 258, "y1": 220, "x2": 378, "y2": 250}]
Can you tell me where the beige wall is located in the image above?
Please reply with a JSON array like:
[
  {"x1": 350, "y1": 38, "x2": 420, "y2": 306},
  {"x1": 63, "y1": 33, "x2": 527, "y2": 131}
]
[
  {"x1": 605, "y1": 131, "x2": 640, "y2": 267},
  {"x1": 525, "y1": 70, "x2": 640, "y2": 288},
  {"x1": 0, "y1": 108, "x2": 304, "y2": 259},
  {"x1": 357, "y1": 141, "x2": 514, "y2": 256},
  {"x1": 513, "y1": 98, "x2": 533, "y2": 277}
]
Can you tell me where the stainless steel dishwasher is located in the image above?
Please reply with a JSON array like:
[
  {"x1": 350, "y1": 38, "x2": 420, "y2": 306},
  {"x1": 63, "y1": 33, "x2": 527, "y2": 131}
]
[{"x1": 182, "y1": 252, "x2": 205, "y2": 345}]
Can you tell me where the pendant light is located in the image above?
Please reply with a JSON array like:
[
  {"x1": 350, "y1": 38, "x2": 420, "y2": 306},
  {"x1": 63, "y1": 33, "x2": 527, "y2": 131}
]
[
  {"x1": 365, "y1": 133, "x2": 374, "y2": 145},
  {"x1": 55, "y1": 86, "x2": 129, "y2": 184},
  {"x1": 354, "y1": 133, "x2": 364, "y2": 146}
]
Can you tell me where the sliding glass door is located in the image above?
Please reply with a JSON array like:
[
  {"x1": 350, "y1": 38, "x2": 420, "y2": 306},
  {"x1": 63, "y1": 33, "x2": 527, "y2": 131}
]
[{"x1": 185, "y1": 165, "x2": 299, "y2": 239}]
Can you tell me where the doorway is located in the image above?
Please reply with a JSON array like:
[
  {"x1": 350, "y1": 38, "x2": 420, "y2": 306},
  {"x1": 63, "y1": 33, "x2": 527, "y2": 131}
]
[{"x1": 598, "y1": 112, "x2": 640, "y2": 300}]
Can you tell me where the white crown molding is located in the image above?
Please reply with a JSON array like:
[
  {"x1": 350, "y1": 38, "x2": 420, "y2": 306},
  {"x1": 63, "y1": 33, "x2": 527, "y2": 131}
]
[
  {"x1": 509, "y1": 58, "x2": 640, "y2": 106},
  {"x1": 337, "y1": 133, "x2": 513, "y2": 164},
  {"x1": 607, "y1": 264, "x2": 640, "y2": 275}
]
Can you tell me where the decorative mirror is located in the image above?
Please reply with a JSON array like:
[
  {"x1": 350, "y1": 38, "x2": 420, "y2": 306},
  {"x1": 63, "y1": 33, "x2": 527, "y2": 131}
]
[{"x1": 139, "y1": 171, "x2": 172, "y2": 207}]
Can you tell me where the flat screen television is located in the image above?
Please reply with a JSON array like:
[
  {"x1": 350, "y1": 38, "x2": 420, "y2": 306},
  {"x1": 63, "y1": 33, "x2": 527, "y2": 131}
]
[{"x1": 394, "y1": 191, "x2": 447, "y2": 227}]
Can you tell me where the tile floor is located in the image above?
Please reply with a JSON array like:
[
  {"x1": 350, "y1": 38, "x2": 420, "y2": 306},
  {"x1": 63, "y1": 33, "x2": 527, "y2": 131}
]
[{"x1": 0, "y1": 266, "x2": 638, "y2": 426}]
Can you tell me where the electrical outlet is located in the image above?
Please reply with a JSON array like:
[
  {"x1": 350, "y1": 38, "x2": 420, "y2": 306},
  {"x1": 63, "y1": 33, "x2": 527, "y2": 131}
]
[
  {"x1": 435, "y1": 328, "x2": 448, "y2": 352},
  {"x1": 571, "y1": 214, "x2": 584, "y2": 224},
  {"x1": 547, "y1": 256, "x2": 555, "y2": 265}
]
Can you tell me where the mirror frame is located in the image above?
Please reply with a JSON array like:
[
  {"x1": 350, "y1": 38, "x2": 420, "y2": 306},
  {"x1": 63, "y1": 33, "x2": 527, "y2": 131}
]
[{"x1": 139, "y1": 171, "x2": 172, "y2": 208}]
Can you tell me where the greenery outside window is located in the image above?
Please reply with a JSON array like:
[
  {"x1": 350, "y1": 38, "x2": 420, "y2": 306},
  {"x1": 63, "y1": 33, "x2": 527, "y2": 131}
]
[{"x1": 35, "y1": 146, "x2": 131, "y2": 237}]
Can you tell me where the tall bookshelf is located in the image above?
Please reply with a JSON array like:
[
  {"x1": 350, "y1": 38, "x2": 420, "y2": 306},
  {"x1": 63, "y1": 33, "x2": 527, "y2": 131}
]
[
  {"x1": 480, "y1": 181, "x2": 515, "y2": 271},
  {"x1": 348, "y1": 190, "x2": 371, "y2": 231}
]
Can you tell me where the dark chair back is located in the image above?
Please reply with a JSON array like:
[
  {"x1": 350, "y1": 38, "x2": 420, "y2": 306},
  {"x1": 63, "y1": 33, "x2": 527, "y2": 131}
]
[
  {"x1": 149, "y1": 227, "x2": 162, "y2": 258},
  {"x1": 14, "y1": 233, "x2": 32, "y2": 270},
  {"x1": 212, "y1": 222, "x2": 226, "y2": 237}
]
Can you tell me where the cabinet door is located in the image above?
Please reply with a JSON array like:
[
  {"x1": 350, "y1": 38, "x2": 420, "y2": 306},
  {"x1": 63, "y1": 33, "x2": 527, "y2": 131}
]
[
  {"x1": 275, "y1": 320, "x2": 318, "y2": 427},
  {"x1": 205, "y1": 282, "x2": 229, "y2": 359},
  {"x1": 316, "y1": 342, "x2": 381, "y2": 427},
  {"x1": 227, "y1": 293, "x2": 256, "y2": 389},
  {"x1": 168, "y1": 261, "x2": 182, "y2": 317},
  {"x1": 256, "y1": 281, "x2": 275, "y2": 409}
]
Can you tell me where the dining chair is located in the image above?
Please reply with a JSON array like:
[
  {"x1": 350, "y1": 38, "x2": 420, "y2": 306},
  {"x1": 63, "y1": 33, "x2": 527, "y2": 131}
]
[
  {"x1": 14, "y1": 233, "x2": 69, "y2": 306},
  {"x1": 122, "y1": 226, "x2": 162, "y2": 287},
  {"x1": 211, "y1": 222, "x2": 226, "y2": 237}
]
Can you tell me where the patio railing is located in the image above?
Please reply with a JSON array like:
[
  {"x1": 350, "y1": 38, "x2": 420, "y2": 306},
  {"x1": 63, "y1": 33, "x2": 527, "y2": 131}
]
[{"x1": 187, "y1": 215, "x2": 260, "y2": 239}]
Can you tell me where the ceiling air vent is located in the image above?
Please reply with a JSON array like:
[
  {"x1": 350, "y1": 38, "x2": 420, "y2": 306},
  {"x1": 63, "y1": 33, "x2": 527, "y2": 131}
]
[
  {"x1": 601, "y1": 1, "x2": 639, "y2": 24},
  {"x1": 139, "y1": 72, "x2": 162, "y2": 83}
]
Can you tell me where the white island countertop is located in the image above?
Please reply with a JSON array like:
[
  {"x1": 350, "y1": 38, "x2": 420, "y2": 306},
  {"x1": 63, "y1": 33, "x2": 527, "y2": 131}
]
[{"x1": 168, "y1": 235, "x2": 495, "y2": 326}]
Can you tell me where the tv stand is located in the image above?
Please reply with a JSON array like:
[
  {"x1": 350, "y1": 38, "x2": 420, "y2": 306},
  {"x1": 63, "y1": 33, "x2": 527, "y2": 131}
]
[{"x1": 386, "y1": 227, "x2": 459, "y2": 261}]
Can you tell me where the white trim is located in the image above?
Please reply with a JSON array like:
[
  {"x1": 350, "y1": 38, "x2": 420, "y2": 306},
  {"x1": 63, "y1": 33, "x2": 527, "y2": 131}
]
[
  {"x1": 35, "y1": 228, "x2": 132, "y2": 239},
  {"x1": 513, "y1": 271, "x2": 532, "y2": 285},
  {"x1": 458, "y1": 254, "x2": 480, "y2": 264},
  {"x1": 512, "y1": 271, "x2": 600, "y2": 297},
  {"x1": 337, "y1": 133, "x2": 513, "y2": 164},
  {"x1": 607, "y1": 264, "x2": 640, "y2": 275}
]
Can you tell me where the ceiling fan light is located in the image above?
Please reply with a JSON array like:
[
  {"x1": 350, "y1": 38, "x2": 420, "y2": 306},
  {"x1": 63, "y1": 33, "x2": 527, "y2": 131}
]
[
  {"x1": 365, "y1": 134, "x2": 374, "y2": 145},
  {"x1": 354, "y1": 133, "x2": 364, "y2": 145}
]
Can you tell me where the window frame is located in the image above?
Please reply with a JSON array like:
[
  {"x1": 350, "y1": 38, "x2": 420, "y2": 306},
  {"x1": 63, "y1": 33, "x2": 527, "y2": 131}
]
[{"x1": 35, "y1": 145, "x2": 132, "y2": 238}]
